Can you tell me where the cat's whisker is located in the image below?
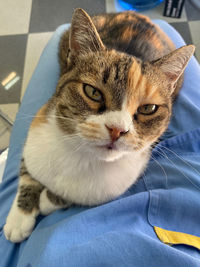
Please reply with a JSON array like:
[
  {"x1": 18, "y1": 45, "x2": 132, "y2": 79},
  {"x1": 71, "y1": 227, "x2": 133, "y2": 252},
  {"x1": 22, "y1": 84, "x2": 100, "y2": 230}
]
[
  {"x1": 58, "y1": 134, "x2": 87, "y2": 153},
  {"x1": 58, "y1": 134, "x2": 81, "y2": 142},
  {"x1": 141, "y1": 169, "x2": 148, "y2": 185},
  {"x1": 150, "y1": 154, "x2": 168, "y2": 187},
  {"x1": 69, "y1": 140, "x2": 88, "y2": 157},
  {"x1": 47, "y1": 135, "x2": 83, "y2": 170},
  {"x1": 74, "y1": 142, "x2": 86, "y2": 153},
  {"x1": 154, "y1": 146, "x2": 200, "y2": 192},
  {"x1": 158, "y1": 144, "x2": 200, "y2": 178},
  {"x1": 18, "y1": 112, "x2": 76, "y2": 122},
  {"x1": 18, "y1": 112, "x2": 77, "y2": 123},
  {"x1": 54, "y1": 135, "x2": 81, "y2": 149}
]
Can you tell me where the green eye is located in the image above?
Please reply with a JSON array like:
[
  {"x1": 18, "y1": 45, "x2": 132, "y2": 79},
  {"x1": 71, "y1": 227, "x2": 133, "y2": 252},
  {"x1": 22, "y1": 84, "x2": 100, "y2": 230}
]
[
  {"x1": 137, "y1": 104, "x2": 158, "y2": 115},
  {"x1": 83, "y1": 84, "x2": 103, "y2": 102}
]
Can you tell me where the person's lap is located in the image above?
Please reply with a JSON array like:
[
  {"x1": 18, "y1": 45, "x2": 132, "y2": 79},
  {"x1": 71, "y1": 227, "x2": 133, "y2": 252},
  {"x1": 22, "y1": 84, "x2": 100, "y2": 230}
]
[{"x1": 1, "y1": 21, "x2": 200, "y2": 267}]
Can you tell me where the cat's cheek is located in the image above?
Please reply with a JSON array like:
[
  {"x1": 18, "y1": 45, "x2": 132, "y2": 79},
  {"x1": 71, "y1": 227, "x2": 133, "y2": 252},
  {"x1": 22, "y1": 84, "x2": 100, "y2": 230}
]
[
  {"x1": 123, "y1": 131, "x2": 142, "y2": 151},
  {"x1": 76, "y1": 122, "x2": 106, "y2": 141}
]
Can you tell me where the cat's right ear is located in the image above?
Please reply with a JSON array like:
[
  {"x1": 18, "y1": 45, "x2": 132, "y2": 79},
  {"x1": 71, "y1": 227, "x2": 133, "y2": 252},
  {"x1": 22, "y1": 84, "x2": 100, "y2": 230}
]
[
  {"x1": 152, "y1": 45, "x2": 195, "y2": 85},
  {"x1": 69, "y1": 8, "x2": 105, "y2": 55}
]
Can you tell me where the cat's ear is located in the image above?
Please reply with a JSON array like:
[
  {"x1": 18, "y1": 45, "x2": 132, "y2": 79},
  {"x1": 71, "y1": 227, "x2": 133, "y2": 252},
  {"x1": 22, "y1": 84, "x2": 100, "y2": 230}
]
[
  {"x1": 152, "y1": 45, "x2": 195, "y2": 84},
  {"x1": 69, "y1": 8, "x2": 105, "y2": 55}
]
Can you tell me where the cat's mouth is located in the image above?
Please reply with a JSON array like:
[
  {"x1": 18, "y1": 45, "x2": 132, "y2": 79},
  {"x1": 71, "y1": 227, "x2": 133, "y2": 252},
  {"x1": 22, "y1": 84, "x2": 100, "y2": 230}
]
[
  {"x1": 91, "y1": 140, "x2": 131, "y2": 162},
  {"x1": 96, "y1": 142, "x2": 118, "y2": 151}
]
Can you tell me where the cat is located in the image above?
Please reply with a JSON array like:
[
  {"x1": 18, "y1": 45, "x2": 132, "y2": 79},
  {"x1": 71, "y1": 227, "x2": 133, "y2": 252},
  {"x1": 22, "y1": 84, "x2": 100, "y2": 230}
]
[{"x1": 4, "y1": 8, "x2": 194, "y2": 243}]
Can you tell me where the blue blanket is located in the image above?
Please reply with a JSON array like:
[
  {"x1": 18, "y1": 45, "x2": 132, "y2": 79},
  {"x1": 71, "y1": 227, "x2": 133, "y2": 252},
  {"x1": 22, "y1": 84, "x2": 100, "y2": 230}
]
[{"x1": 1, "y1": 20, "x2": 200, "y2": 267}]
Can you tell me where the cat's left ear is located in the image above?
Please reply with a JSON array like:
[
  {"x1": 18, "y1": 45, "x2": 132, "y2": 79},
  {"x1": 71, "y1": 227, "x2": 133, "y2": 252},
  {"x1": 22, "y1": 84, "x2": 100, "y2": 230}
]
[
  {"x1": 152, "y1": 45, "x2": 195, "y2": 84},
  {"x1": 69, "y1": 8, "x2": 105, "y2": 55}
]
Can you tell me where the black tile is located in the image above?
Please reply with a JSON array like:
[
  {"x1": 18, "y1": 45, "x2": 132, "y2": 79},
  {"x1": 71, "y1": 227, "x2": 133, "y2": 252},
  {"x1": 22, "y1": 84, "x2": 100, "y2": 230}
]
[
  {"x1": 170, "y1": 22, "x2": 193, "y2": 45},
  {"x1": 185, "y1": 0, "x2": 200, "y2": 21},
  {"x1": 29, "y1": 0, "x2": 106, "y2": 33},
  {"x1": 0, "y1": 35, "x2": 27, "y2": 104}
]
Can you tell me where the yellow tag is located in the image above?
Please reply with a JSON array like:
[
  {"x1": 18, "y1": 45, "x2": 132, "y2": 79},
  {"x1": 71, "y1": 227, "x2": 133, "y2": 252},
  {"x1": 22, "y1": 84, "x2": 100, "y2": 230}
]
[{"x1": 154, "y1": 226, "x2": 200, "y2": 250}]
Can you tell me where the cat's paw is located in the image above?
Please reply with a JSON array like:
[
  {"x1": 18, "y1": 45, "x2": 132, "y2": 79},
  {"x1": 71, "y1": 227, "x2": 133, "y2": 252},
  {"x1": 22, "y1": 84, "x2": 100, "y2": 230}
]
[{"x1": 4, "y1": 207, "x2": 36, "y2": 243}]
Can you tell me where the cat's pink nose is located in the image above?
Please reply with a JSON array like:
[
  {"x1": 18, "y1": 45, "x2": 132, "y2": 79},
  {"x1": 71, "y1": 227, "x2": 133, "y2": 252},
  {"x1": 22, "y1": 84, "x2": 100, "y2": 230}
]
[{"x1": 105, "y1": 125, "x2": 129, "y2": 142}]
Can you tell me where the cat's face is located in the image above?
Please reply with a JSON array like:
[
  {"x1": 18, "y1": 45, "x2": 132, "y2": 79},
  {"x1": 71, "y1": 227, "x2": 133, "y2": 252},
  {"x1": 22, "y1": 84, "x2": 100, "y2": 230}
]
[
  {"x1": 56, "y1": 50, "x2": 170, "y2": 161},
  {"x1": 55, "y1": 9, "x2": 194, "y2": 162}
]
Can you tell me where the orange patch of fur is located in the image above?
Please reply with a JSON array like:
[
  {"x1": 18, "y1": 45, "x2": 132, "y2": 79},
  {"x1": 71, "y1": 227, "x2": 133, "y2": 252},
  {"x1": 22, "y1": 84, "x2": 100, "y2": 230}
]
[
  {"x1": 147, "y1": 29, "x2": 163, "y2": 50},
  {"x1": 135, "y1": 12, "x2": 151, "y2": 23},
  {"x1": 127, "y1": 61, "x2": 165, "y2": 116},
  {"x1": 114, "y1": 13, "x2": 132, "y2": 22},
  {"x1": 31, "y1": 104, "x2": 47, "y2": 128},
  {"x1": 126, "y1": 60, "x2": 144, "y2": 114},
  {"x1": 93, "y1": 16, "x2": 107, "y2": 29},
  {"x1": 121, "y1": 27, "x2": 136, "y2": 42},
  {"x1": 142, "y1": 87, "x2": 164, "y2": 105},
  {"x1": 84, "y1": 122, "x2": 101, "y2": 129}
]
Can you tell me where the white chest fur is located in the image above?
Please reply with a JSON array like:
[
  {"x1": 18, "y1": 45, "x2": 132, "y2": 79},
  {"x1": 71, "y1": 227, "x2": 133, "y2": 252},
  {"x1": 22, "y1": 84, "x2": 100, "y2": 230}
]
[{"x1": 24, "y1": 117, "x2": 149, "y2": 206}]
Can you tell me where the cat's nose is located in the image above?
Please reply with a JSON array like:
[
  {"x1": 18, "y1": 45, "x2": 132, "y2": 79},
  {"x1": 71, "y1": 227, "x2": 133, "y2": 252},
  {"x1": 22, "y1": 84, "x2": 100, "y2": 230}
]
[{"x1": 105, "y1": 124, "x2": 129, "y2": 142}]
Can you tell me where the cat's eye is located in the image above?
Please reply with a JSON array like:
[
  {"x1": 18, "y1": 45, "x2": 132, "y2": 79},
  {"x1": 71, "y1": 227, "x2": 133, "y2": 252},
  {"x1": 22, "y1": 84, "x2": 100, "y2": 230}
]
[
  {"x1": 83, "y1": 84, "x2": 103, "y2": 102},
  {"x1": 137, "y1": 104, "x2": 158, "y2": 115}
]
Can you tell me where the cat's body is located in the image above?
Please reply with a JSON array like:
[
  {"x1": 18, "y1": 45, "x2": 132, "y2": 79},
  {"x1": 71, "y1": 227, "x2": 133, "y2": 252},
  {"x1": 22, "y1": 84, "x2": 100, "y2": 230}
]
[{"x1": 4, "y1": 9, "x2": 194, "y2": 243}]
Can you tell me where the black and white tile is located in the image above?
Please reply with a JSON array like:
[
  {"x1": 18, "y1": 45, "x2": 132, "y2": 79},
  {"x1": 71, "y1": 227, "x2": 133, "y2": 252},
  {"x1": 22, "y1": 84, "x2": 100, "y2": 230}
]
[{"x1": 0, "y1": 0, "x2": 200, "y2": 150}]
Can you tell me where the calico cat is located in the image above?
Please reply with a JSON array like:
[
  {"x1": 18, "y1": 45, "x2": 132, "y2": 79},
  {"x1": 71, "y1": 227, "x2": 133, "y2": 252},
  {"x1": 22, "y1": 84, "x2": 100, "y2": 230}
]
[{"x1": 4, "y1": 8, "x2": 194, "y2": 243}]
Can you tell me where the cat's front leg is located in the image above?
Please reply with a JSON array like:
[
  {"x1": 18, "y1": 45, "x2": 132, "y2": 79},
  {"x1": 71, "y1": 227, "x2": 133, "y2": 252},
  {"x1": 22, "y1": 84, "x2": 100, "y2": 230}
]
[
  {"x1": 39, "y1": 188, "x2": 71, "y2": 215},
  {"x1": 4, "y1": 173, "x2": 44, "y2": 243}
]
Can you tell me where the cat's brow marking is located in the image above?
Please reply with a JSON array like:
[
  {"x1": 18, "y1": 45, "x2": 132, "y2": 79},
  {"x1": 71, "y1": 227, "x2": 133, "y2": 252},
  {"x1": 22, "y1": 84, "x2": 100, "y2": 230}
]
[
  {"x1": 114, "y1": 62, "x2": 119, "y2": 80},
  {"x1": 102, "y1": 66, "x2": 110, "y2": 84}
]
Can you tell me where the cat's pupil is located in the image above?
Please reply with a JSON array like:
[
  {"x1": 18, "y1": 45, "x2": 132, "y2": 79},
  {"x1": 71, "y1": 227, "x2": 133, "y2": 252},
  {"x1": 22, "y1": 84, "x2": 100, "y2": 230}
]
[
  {"x1": 145, "y1": 105, "x2": 151, "y2": 111},
  {"x1": 93, "y1": 89, "x2": 98, "y2": 96}
]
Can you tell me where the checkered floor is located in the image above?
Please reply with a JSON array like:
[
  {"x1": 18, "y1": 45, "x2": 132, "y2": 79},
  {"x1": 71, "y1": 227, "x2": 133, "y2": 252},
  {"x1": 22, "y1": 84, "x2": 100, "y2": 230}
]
[{"x1": 0, "y1": 0, "x2": 200, "y2": 150}]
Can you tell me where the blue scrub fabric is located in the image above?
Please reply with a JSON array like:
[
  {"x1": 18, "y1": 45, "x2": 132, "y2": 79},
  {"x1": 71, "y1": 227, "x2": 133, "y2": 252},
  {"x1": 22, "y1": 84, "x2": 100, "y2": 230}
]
[{"x1": 0, "y1": 20, "x2": 200, "y2": 267}]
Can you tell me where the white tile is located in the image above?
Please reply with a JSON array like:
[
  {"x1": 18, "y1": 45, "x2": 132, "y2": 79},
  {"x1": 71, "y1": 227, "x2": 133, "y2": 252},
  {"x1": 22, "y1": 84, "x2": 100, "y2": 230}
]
[
  {"x1": 0, "y1": 149, "x2": 8, "y2": 182},
  {"x1": 0, "y1": 103, "x2": 19, "y2": 150},
  {"x1": 21, "y1": 32, "x2": 53, "y2": 100},
  {"x1": 0, "y1": 126, "x2": 10, "y2": 150},
  {"x1": 0, "y1": 0, "x2": 32, "y2": 36},
  {"x1": 189, "y1": 21, "x2": 200, "y2": 63},
  {"x1": 114, "y1": 0, "x2": 187, "y2": 22},
  {"x1": 0, "y1": 103, "x2": 19, "y2": 121},
  {"x1": 106, "y1": 0, "x2": 117, "y2": 12}
]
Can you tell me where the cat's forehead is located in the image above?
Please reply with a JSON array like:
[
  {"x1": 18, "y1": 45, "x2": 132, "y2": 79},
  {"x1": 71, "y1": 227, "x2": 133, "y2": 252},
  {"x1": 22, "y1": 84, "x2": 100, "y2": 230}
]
[
  {"x1": 70, "y1": 50, "x2": 164, "y2": 112},
  {"x1": 77, "y1": 50, "x2": 133, "y2": 79},
  {"x1": 75, "y1": 51, "x2": 136, "y2": 109}
]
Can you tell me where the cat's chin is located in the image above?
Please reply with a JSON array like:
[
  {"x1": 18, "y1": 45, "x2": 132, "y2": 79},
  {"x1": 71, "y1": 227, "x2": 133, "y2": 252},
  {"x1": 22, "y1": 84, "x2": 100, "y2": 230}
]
[{"x1": 92, "y1": 146, "x2": 129, "y2": 162}]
